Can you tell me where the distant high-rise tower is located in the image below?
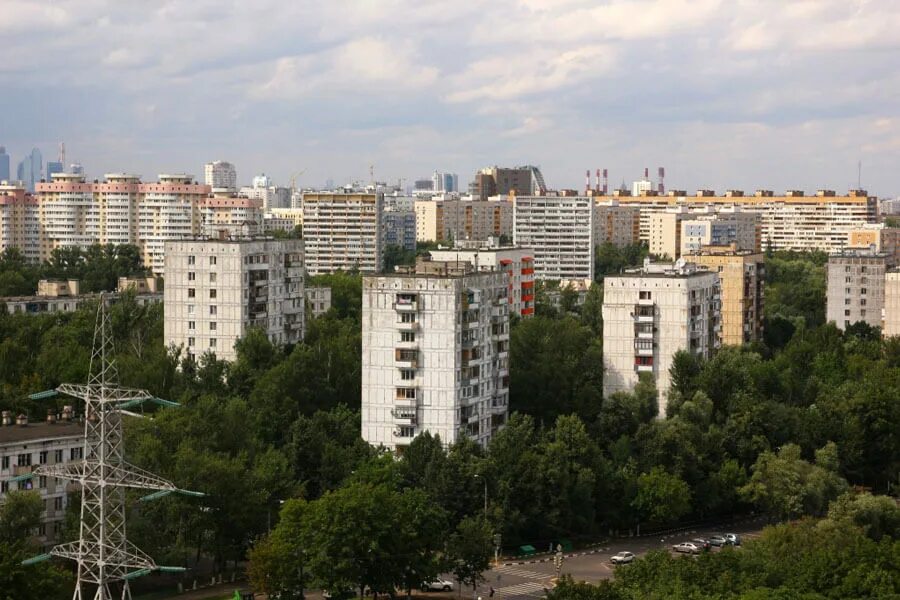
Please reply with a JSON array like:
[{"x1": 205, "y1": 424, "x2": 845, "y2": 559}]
[
  {"x1": 16, "y1": 147, "x2": 42, "y2": 192},
  {"x1": 69, "y1": 163, "x2": 84, "y2": 176},
  {"x1": 0, "y1": 146, "x2": 9, "y2": 182},
  {"x1": 204, "y1": 160, "x2": 237, "y2": 191}
]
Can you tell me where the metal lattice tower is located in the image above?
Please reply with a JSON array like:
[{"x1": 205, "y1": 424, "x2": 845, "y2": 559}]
[{"x1": 34, "y1": 298, "x2": 180, "y2": 600}]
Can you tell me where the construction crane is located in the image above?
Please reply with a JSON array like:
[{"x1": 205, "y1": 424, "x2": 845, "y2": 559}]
[{"x1": 17, "y1": 297, "x2": 203, "y2": 600}]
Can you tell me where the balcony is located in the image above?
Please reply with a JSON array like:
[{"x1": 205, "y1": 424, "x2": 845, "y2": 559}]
[
  {"x1": 395, "y1": 349, "x2": 418, "y2": 368},
  {"x1": 634, "y1": 343, "x2": 654, "y2": 357},
  {"x1": 394, "y1": 295, "x2": 419, "y2": 312},
  {"x1": 392, "y1": 405, "x2": 417, "y2": 424},
  {"x1": 396, "y1": 319, "x2": 418, "y2": 332},
  {"x1": 635, "y1": 363, "x2": 654, "y2": 373}
]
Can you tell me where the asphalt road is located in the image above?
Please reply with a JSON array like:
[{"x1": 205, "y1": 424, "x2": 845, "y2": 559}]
[{"x1": 469, "y1": 519, "x2": 767, "y2": 599}]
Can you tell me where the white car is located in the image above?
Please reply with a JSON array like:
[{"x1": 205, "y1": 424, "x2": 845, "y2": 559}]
[
  {"x1": 610, "y1": 551, "x2": 635, "y2": 564},
  {"x1": 421, "y1": 579, "x2": 454, "y2": 592},
  {"x1": 672, "y1": 541, "x2": 701, "y2": 554}
]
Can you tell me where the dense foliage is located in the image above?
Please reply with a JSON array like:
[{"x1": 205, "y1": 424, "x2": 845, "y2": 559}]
[{"x1": 0, "y1": 250, "x2": 896, "y2": 598}]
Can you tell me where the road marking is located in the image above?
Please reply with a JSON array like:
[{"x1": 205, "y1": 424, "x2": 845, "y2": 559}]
[
  {"x1": 495, "y1": 581, "x2": 549, "y2": 598},
  {"x1": 493, "y1": 565, "x2": 552, "y2": 580}
]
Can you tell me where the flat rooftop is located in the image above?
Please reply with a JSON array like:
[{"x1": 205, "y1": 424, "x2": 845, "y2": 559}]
[{"x1": 0, "y1": 421, "x2": 82, "y2": 445}]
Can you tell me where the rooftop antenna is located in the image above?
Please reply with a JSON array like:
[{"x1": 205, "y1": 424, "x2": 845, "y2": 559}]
[{"x1": 858, "y1": 160, "x2": 862, "y2": 190}]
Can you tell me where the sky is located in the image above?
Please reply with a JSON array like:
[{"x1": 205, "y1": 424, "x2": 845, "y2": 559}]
[{"x1": 1, "y1": 0, "x2": 899, "y2": 197}]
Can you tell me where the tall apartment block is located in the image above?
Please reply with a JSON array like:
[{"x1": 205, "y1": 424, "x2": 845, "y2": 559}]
[
  {"x1": 883, "y1": 271, "x2": 900, "y2": 337},
  {"x1": 0, "y1": 182, "x2": 39, "y2": 261},
  {"x1": 1, "y1": 410, "x2": 83, "y2": 550},
  {"x1": 383, "y1": 205, "x2": 417, "y2": 252},
  {"x1": 649, "y1": 207, "x2": 759, "y2": 258},
  {"x1": 688, "y1": 246, "x2": 764, "y2": 345},
  {"x1": 826, "y1": 248, "x2": 887, "y2": 331},
  {"x1": 648, "y1": 207, "x2": 690, "y2": 259},
  {"x1": 602, "y1": 260, "x2": 720, "y2": 414},
  {"x1": 468, "y1": 165, "x2": 546, "y2": 200},
  {"x1": 201, "y1": 194, "x2": 264, "y2": 237},
  {"x1": 301, "y1": 192, "x2": 383, "y2": 275},
  {"x1": 164, "y1": 237, "x2": 305, "y2": 362},
  {"x1": 361, "y1": 259, "x2": 510, "y2": 451},
  {"x1": 429, "y1": 240, "x2": 536, "y2": 317},
  {"x1": 595, "y1": 200, "x2": 640, "y2": 247},
  {"x1": 204, "y1": 160, "x2": 237, "y2": 191},
  {"x1": 414, "y1": 198, "x2": 512, "y2": 243},
  {"x1": 513, "y1": 194, "x2": 596, "y2": 280},
  {"x1": 600, "y1": 189, "x2": 876, "y2": 252}
]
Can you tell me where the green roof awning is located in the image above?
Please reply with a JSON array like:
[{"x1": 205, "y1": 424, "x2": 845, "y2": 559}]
[
  {"x1": 22, "y1": 554, "x2": 51, "y2": 566},
  {"x1": 8, "y1": 472, "x2": 35, "y2": 484},
  {"x1": 123, "y1": 569, "x2": 152, "y2": 581},
  {"x1": 28, "y1": 390, "x2": 59, "y2": 401}
]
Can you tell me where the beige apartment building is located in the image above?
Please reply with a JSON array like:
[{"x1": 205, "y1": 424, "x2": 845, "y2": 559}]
[
  {"x1": 649, "y1": 208, "x2": 690, "y2": 259},
  {"x1": 600, "y1": 189, "x2": 876, "y2": 252},
  {"x1": 848, "y1": 223, "x2": 900, "y2": 266},
  {"x1": 361, "y1": 258, "x2": 510, "y2": 451},
  {"x1": 164, "y1": 237, "x2": 305, "y2": 362},
  {"x1": 883, "y1": 270, "x2": 900, "y2": 337},
  {"x1": 414, "y1": 198, "x2": 512, "y2": 243},
  {"x1": 0, "y1": 182, "x2": 39, "y2": 261},
  {"x1": 688, "y1": 246, "x2": 764, "y2": 345},
  {"x1": 595, "y1": 200, "x2": 641, "y2": 247},
  {"x1": 301, "y1": 192, "x2": 383, "y2": 275},
  {"x1": 200, "y1": 195, "x2": 264, "y2": 237},
  {"x1": 602, "y1": 260, "x2": 720, "y2": 415},
  {"x1": 826, "y1": 248, "x2": 888, "y2": 331}
]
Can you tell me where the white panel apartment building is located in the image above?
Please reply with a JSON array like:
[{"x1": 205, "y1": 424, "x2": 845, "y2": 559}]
[
  {"x1": 362, "y1": 260, "x2": 510, "y2": 451},
  {"x1": 204, "y1": 160, "x2": 237, "y2": 191},
  {"x1": 1, "y1": 411, "x2": 82, "y2": 550},
  {"x1": 414, "y1": 198, "x2": 512, "y2": 243},
  {"x1": 826, "y1": 248, "x2": 887, "y2": 331},
  {"x1": 513, "y1": 194, "x2": 596, "y2": 280},
  {"x1": 429, "y1": 241, "x2": 536, "y2": 318},
  {"x1": 883, "y1": 270, "x2": 900, "y2": 337},
  {"x1": 602, "y1": 260, "x2": 720, "y2": 415},
  {"x1": 164, "y1": 237, "x2": 305, "y2": 362},
  {"x1": 302, "y1": 192, "x2": 383, "y2": 275}
]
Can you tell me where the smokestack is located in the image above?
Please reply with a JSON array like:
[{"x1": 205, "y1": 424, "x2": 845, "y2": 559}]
[
  {"x1": 595, "y1": 169, "x2": 601, "y2": 192},
  {"x1": 602, "y1": 169, "x2": 608, "y2": 195},
  {"x1": 585, "y1": 170, "x2": 591, "y2": 193},
  {"x1": 644, "y1": 167, "x2": 649, "y2": 179}
]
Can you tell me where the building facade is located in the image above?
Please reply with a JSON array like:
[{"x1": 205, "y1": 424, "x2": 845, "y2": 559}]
[
  {"x1": 595, "y1": 201, "x2": 641, "y2": 248},
  {"x1": 301, "y1": 192, "x2": 383, "y2": 275},
  {"x1": 602, "y1": 260, "x2": 720, "y2": 415},
  {"x1": 361, "y1": 260, "x2": 510, "y2": 451},
  {"x1": 513, "y1": 194, "x2": 595, "y2": 280},
  {"x1": 200, "y1": 196, "x2": 264, "y2": 237},
  {"x1": 164, "y1": 238, "x2": 305, "y2": 362},
  {"x1": 848, "y1": 224, "x2": 900, "y2": 267},
  {"x1": 826, "y1": 249, "x2": 887, "y2": 331},
  {"x1": 0, "y1": 146, "x2": 9, "y2": 182},
  {"x1": 0, "y1": 182, "x2": 39, "y2": 262},
  {"x1": 414, "y1": 198, "x2": 512, "y2": 243},
  {"x1": 429, "y1": 241, "x2": 535, "y2": 317},
  {"x1": 688, "y1": 246, "x2": 764, "y2": 345},
  {"x1": 600, "y1": 189, "x2": 876, "y2": 252},
  {"x1": 468, "y1": 166, "x2": 546, "y2": 200},
  {"x1": 383, "y1": 206, "x2": 417, "y2": 252},
  {"x1": 680, "y1": 209, "x2": 760, "y2": 256},
  {"x1": 0, "y1": 412, "x2": 83, "y2": 550},
  {"x1": 204, "y1": 160, "x2": 237, "y2": 191},
  {"x1": 305, "y1": 286, "x2": 332, "y2": 318},
  {"x1": 883, "y1": 270, "x2": 900, "y2": 337}
]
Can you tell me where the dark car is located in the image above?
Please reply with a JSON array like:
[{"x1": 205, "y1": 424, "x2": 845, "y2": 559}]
[
  {"x1": 708, "y1": 534, "x2": 729, "y2": 547},
  {"x1": 691, "y1": 538, "x2": 711, "y2": 551}
]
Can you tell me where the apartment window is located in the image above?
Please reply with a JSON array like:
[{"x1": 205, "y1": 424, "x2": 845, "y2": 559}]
[
  {"x1": 38, "y1": 475, "x2": 47, "y2": 488},
  {"x1": 54, "y1": 450, "x2": 63, "y2": 463},
  {"x1": 400, "y1": 369, "x2": 415, "y2": 381},
  {"x1": 188, "y1": 272, "x2": 196, "y2": 281},
  {"x1": 861, "y1": 299, "x2": 867, "y2": 306},
  {"x1": 54, "y1": 496, "x2": 63, "y2": 510},
  {"x1": 861, "y1": 288, "x2": 867, "y2": 295},
  {"x1": 845, "y1": 266, "x2": 850, "y2": 272},
  {"x1": 210, "y1": 322, "x2": 217, "y2": 331},
  {"x1": 209, "y1": 256, "x2": 217, "y2": 266},
  {"x1": 39, "y1": 451, "x2": 47, "y2": 465},
  {"x1": 845, "y1": 298, "x2": 851, "y2": 305},
  {"x1": 397, "y1": 426, "x2": 415, "y2": 438},
  {"x1": 209, "y1": 272, "x2": 217, "y2": 283},
  {"x1": 188, "y1": 337, "x2": 195, "y2": 347},
  {"x1": 70, "y1": 448, "x2": 82, "y2": 460},
  {"x1": 401, "y1": 332, "x2": 415, "y2": 342},
  {"x1": 1, "y1": 456, "x2": 8, "y2": 469},
  {"x1": 187, "y1": 304, "x2": 195, "y2": 315},
  {"x1": 845, "y1": 309, "x2": 851, "y2": 316},
  {"x1": 188, "y1": 321, "x2": 196, "y2": 331},
  {"x1": 845, "y1": 277, "x2": 851, "y2": 283},
  {"x1": 17, "y1": 453, "x2": 31, "y2": 467},
  {"x1": 187, "y1": 255, "x2": 196, "y2": 266},
  {"x1": 396, "y1": 387, "x2": 417, "y2": 399},
  {"x1": 845, "y1": 320, "x2": 850, "y2": 328},
  {"x1": 209, "y1": 338, "x2": 217, "y2": 348},
  {"x1": 845, "y1": 288, "x2": 851, "y2": 294},
  {"x1": 400, "y1": 313, "x2": 416, "y2": 323},
  {"x1": 639, "y1": 291, "x2": 652, "y2": 300},
  {"x1": 209, "y1": 289, "x2": 217, "y2": 299},
  {"x1": 0, "y1": 481, "x2": 7, "y2": 493},
  {"x1": 861, "y1": 266, "x2": 867, "y2": 273},
  {"x1": 209, "y1": 305, "x2": 217, "y2": 316},
  {"x1": 187, "y1": 288, "x2": 195, "y2": 298},
  {"x1": 634, "y1": 356, "x2": 653, "y2": 366},
  {"x1": 861, "y1": 310, "x2": 867, "y2": 317}
]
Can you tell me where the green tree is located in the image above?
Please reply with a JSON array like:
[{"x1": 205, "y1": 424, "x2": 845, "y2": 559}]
[
  {"x1": 447, "y1": 516, "x2": 492, "y2": 595},
  {"x1": 825, "y1": 492, "x2": 900, "y2": 541},
  {"x1": 631, "y1": 467, "x2": 692, "y2": 527},
  {"x1": 383, "y1": 244, "x2": 416, "y2": 272}
]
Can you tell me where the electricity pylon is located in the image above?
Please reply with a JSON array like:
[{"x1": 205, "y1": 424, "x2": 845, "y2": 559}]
[{"x1": 33, "y1": 298, "x2": 192, "y2": 600}]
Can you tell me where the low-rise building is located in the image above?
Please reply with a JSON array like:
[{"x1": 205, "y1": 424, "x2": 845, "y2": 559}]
[
  {"x1": 826, "y1": 248, "x2": 887, "y2": 331},
  {"x1": 602, "y1": 259, "x2": 720, "y2": 415},
  {"x1": 429, "y1": 238, "x2": 535, "y2": 317},
  {"x1": 1, "y1": 280, "x2": 162, "y2": 316},
  {"x1": 164, "y1": 237, "x2": 305, "y2": 362},
  {"x1": 0, "y1": 409, "x2": 82, "y2": 550},
  {"x1": 687, "y1": 245, "x2": 764, "y2": 345},
  {"x1": 847, "y1": 224, "x2": 900, "y2": 267},
  {"x1": 361, "y1": 258, "x2": 510, "y2": 451}
]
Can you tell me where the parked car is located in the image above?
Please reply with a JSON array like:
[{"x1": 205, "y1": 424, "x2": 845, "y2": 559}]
[
  {"x1": 724, "y1": 533, "x2": 742, "y2": 546},
  {"x1": 610, "y1": 551, "x2": 635, "y2": 564},
  {"x1": 322, "y1": 590, "x2": 355, "y2": 600},
  {"x1": 421, "y1": 579, "x2": 454, "y2": 592},
  {"x1": 708, "y1": 534, "x2": 729, "y2": 547},
  {"x1": 672, "y1": 541, "x2": 701, "y2": 554},
  {"x1": 692, "y1": 538, "x2": 712, "y2": 551}
]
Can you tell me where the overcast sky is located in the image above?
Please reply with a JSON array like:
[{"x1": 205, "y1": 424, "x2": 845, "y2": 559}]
[{"x1": 2, "y1": 0, "x2": 899, "y2": 196}]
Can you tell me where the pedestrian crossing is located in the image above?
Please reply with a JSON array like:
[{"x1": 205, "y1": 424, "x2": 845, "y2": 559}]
[
  {"x1": 494, "y1": 580, "x2": 549, "y2": 598},
  {"x1": 493, "y1": 564, "x2": 551, "y2": 580}
]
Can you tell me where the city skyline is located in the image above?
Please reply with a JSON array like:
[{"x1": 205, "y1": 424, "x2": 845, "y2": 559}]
[{"x1": 1, "y1": 1, "x2": 899, "y2": 197}]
